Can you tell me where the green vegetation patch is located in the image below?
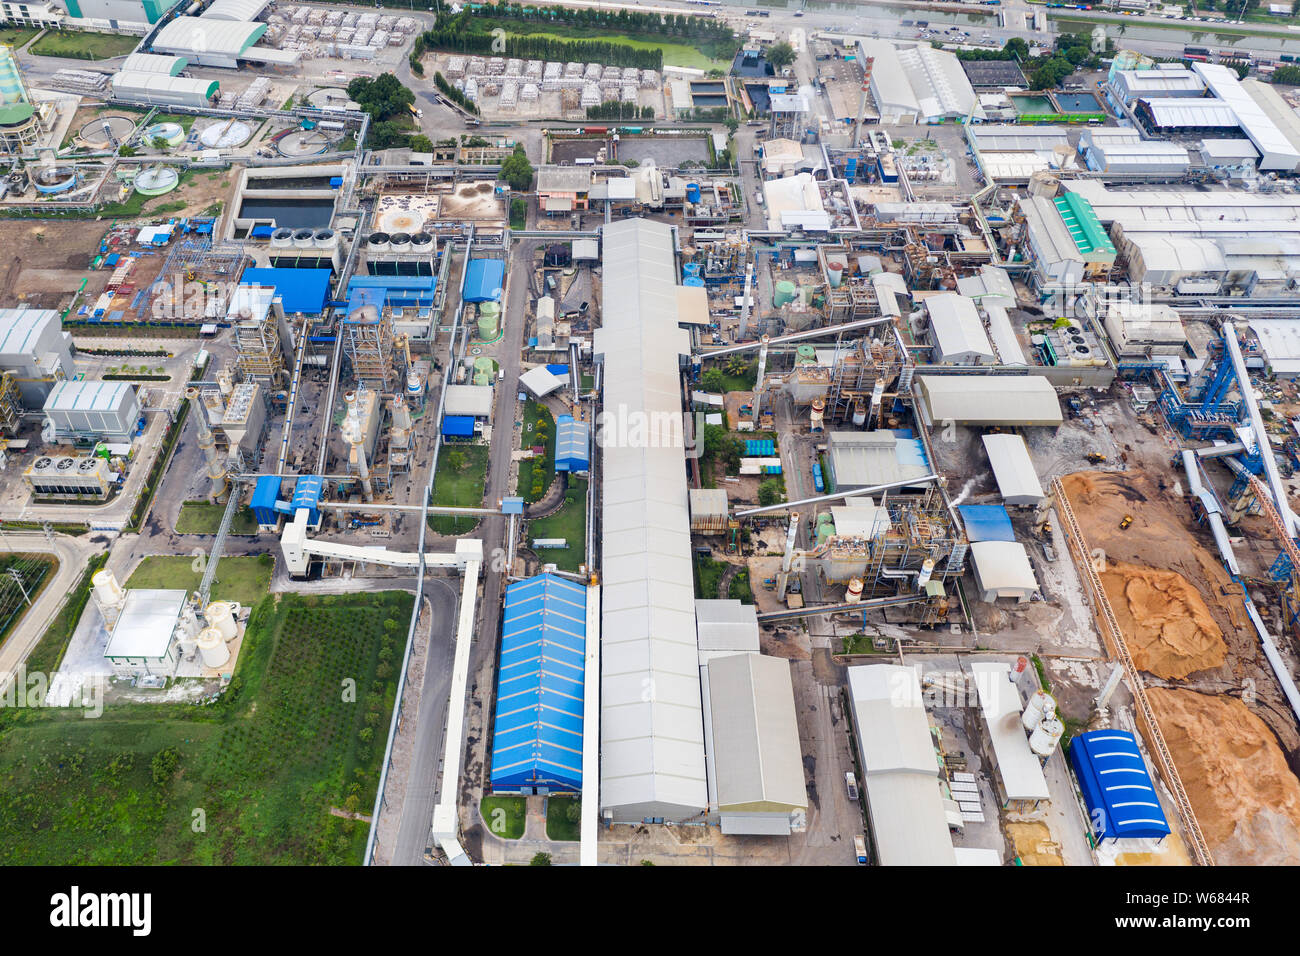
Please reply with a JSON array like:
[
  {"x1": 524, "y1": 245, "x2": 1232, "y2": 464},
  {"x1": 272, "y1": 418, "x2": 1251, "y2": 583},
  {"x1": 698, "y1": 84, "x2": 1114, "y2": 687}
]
[
  {"x1": 0, "y1": 554, "x2": 55, "y2": 649},
  {"x1": 429, "y1": 443, "x2": 489, "y2": 535},
  {"x1": 125, "y1": 554, "x2": 272, "y2": 607},
  {"x1": 24, "y1": 554, "x2": 106, "y2": 676},
  {"x1": 516, "y1": 399, "x2": 556, "y2": 504},
  {"x1": 0, "y1": 591, "x2": 413, "y2": 864},
  {"x1": 175, "y1": 501, "x2": 258, "y2": 535},
  {"x1": 527, "y1": 477, "x2": 587, "y2": 572},
  {"x1": 480, "y1": 795, "x2": 526, "y2": 840},
  {"x1": 694, "y1": 553, "x2": 726, "y2": 600},
  {"x1": 30, "y1": 30, "x2": 141, "y2": 60},
  {"x1": 546, "y1": 795, "x2": 580, "y2": 841}
]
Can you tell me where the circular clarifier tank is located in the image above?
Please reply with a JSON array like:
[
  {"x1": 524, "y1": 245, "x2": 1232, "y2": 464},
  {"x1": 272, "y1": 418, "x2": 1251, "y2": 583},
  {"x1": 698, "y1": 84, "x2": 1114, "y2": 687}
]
[
  {"x1": 142, "y1": 122, "x2": 186, "y2": 148},
  {"x1": 79, "y1": 113, "x2": 137, "y2": 149},
  {"x1": 276, "y1": 128, "x2": 330, "y2": 157},
  {"x1": 199, "y1": 118, "x2": 252, "y2": 149},
  {"x1": 133, "y1": 165, "x2": 179, "y2": 196},
  {"x1": 33, "y1": 166, "x2": 78, "y2": 194}
]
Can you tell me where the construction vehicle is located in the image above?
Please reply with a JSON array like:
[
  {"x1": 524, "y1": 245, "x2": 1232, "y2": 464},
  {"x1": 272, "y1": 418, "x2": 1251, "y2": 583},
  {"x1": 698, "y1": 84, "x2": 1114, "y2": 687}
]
[
  {"x1": 1119, "y1": 514, "x2": 1134, "y2": 530},
  {"x1": 1085, "y1": 452, "x2": 1106, "y2": 464}
]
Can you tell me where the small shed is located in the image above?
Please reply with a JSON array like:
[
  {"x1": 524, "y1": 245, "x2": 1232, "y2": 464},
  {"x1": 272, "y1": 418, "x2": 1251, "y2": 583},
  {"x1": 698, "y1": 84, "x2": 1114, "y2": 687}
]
[
  {"x1": 969, "y1": 541, "x2": 1038, "y2": 603},
  {"x1": 981, "y1": 433, "x2": 1046, "y2": 506},
  {"x1": 555, "y1": 415, "x2": 590, "y2": 473},
  {"x1": 1070, "y1": 729, "x2": 1171, "y2": 843},
  {"x1": 442, "y1": 415, "x2": 476, "y2": 438}
]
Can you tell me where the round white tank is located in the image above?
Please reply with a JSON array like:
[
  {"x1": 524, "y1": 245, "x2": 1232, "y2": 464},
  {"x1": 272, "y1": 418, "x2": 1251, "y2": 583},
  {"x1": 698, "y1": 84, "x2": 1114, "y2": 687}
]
[
  {"x1": 845, "y1": 578, "x2": 864, "y2": 604},
  {"x1": 917, "y1": 558, "x2": 935, "y2": 588},
  {"x1": 810, "y1": 397, "x2": 825, "y2": 428},
  {"x1": 92, "y1": 569, "x2": 126, "y2": 608},
  {"x1": 851, "y1": 401, "x2": 866, "y2": 427},
  {"x1": 1029, "y1": 715, "x2": 1064, "y2": 757},
  {"x1": 406, "y1": 370, "x2": 422, "y2": 396},
  {"x1": 1021, "y1": 689, "x2": 1056, "y2": 732},
  {"x1": 204, "y1": 601, "x2": 240, "y2": 641},
  {"x1": 197, "y1": 627, "x2": 231, "y2": 668}
]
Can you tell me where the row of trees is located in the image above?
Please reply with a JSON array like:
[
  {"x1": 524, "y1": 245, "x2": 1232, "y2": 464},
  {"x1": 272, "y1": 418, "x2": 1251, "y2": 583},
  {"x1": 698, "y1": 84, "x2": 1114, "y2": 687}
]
[
  {"x1": 585, "y1": 102, "x2": 656, "y2": 120},
  {"x1": 469, "y1": 1, "x2": 735, "y2": 41},
  {"x1": 346, "y1": 74, "x2": 433, "y2": 151},
  {"x1": 433, "y1": 71, "x2": 481, "y2": 116},
  {"x1": 420, "y1": 13, "x2": 662, "y2": 69}
]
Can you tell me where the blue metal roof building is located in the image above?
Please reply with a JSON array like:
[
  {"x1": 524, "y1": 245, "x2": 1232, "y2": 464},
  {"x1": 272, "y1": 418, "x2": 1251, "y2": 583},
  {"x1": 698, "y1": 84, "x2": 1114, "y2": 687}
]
[
  {"x1": 345, "y1": 274, "x2": 438, "y2": 311},
  {"x1": 463, "y1": 258, "x2": 505, "y2": 303},
  {"x1": 958, "y1": 504, "x2": 1017, "y2": 543},
  {"x1": 291, "y1": 474, "x2": 324, "y2": 528},
  {"x1": 442, "y1": 415, "x2": 475, "y2": 438},
  {"x1": 490, "y1": 573, "x2": 587, "y2": 793},
  {"x1": 555, "y1": 415, "x2": 590, "y2": 473},
  {"x1": 240, "y1": 268, "x2": 332, "y2": 315},
  {"x1": 1070, "y1": 729, "x2": 1171, "y2": 843},
  {"x1": 251, "y1": 476, "x2": 284, "y2": 527}
]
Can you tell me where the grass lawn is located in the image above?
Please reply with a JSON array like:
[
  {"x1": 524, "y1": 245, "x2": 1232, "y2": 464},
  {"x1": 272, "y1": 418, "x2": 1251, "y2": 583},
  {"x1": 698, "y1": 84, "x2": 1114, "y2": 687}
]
[
  {"x1": 546, "y1": 796, "x2": 580, "y2": 842},
  {"x1": 527, "y1": 477, "x2": 587, "y2": 572},
  {"x1": 125, "y1": 554, "x2": 273, "y2": 607},
  {"x1": 30, "y1": 30, "x2": 140, "y2": 60},
  {"x1": 429, "y1": 443, "x2": 489, "y2": 535},
  {"x1": 151, "y1": 112, "x2": 198, "y2": 132},
  {"x1": 509, "y1": 196, "x2": 526, "y2": 230},
  {"x1": 0, "y1": 591, "x2": 412, "y2": 864},
  {"x1": 0, "y1": 554, "x2": 55, "y2": 650},
  {"x1": 694, "y1": 554, "x2": 726, "y2": 600},
  {"x1": 0, "y1": 27, "x2": 39, "y2": 48},
  {"x1": 480, "y1": 795, "x2": 526, "y2": 840},
  {"x1": 729, "y1": 567, "x2": 755, "y2": 604},
  {"x1": 516, "y1": 399, "x2": 556, "y2": 504},
  {"x1": 175, "y1": 501, "x2": 259, "y2": 535},
  {"x1": 472, "y1": 18, "x2": 735, "y2": 70}
]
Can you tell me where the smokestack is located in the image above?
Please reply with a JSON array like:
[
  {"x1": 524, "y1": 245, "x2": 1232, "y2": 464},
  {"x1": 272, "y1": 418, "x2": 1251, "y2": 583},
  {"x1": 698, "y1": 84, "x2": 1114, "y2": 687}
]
[
  {"x1": 738, "y1": 260, "x2": 754, "y2": 341},
  {"x1": 777, "y1": 513, "x2": 800, "y2": 600},
  {"x1": 185, "y1": 386, "x2": 229, "y2": 503}
]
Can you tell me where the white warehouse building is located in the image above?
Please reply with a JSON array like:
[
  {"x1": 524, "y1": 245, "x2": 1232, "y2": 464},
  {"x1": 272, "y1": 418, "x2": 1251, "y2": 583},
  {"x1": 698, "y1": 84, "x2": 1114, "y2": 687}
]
[
  {"x1": 0, "y1": 307, "x2": 75, "y2": 407},
  {"x1": 42, "y1": 380, "x2": 141, "y2": 444}
]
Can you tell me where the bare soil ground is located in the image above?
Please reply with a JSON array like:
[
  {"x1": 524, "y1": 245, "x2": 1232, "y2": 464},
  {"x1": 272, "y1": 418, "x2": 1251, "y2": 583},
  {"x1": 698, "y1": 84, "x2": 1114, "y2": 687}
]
[
  {"x1": 1100, "y1": 559, "x2": 1227, "y2": 680},
  {"x1": 0, "y1": 220, "x2": 109, "y2": 310}
]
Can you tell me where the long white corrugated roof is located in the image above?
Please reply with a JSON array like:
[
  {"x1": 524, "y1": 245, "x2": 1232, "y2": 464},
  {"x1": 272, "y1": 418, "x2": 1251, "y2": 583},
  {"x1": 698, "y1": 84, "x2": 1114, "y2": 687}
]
[
  {"x1": 111, "y1": 71, "x2": 218, "y2": 99},
  {"x1": 203, "y1": 0, "x2": 270, "y2": 20},
  {"x1": 858, "y1": 38, "x2": 982, "y2": 121},
  {"x1": 596, "y1": 219, "x2": 707, "y2": 821},
  {"x1": 1141, "y1": 97, "x2": 1239, "y2": 129},
  {"x1": 919, "y1": 375, "x2": 1063, "y2": 426},
  {"x1": 1194, "y1": 62, "x2": 1300, "y2": 170},
  {"x1": 154, "y1": 17, "x2": 267, "y2": 56},
  {"x1": 925, "y1": 292, "x2": 994, "y2": 364},
  {"x1": 981, "y1": 433, "x2": 1045, "y2": 504},
  {"x1": 968, "y1": 662, "x2": 1051, "y2": 802},
  {"x1": 122, "y1": 52, "x2": 188, "y2": 75}
]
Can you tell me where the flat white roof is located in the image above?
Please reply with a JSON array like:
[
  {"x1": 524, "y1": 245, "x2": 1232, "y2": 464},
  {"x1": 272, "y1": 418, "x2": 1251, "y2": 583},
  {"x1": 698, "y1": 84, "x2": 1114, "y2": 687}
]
[
  {"x1": 919, "y1": 375, "x2": 1063, "y2": 427},
  {"x1": 847, "y1": 665, "x2": 938, "y2": 776},
  {"x1": 981, "y1": 433, "x2": 1045, "y2": 504},
  {"x1": 442, "y1": 384, "x2": 493, "y2": 417},
  {"x1": 926, "y1": 292, "x2": 994, "y2": 364},
  {"x1": 968, "y1": 662, "x2": 1051, "y2": 802},
  {"x1": 104, "y1": 589, "x2": 185, "y2": 660},
  {"x1": 970, "y1": 541, "x2": 1039, "y2": 595},
  {"x1": 1194, "y1": 62, "x2": 1300, "y2": 170}
]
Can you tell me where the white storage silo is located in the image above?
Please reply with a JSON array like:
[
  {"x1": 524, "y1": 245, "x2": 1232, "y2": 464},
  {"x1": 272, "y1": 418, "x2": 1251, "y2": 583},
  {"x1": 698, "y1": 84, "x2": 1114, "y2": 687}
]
[
  {"x1": 197, "y1": 626, "x2": 230, "y2": 668},
  {"x1": 204, "y1": 601, "x2": 240, "y2": 641},
  {"x1": 1021, "y1": 689, "x2": 1056, "y2": 732},
  {"x1": 1029, "y1": 715, "x2": 1064, "y2": 757}
]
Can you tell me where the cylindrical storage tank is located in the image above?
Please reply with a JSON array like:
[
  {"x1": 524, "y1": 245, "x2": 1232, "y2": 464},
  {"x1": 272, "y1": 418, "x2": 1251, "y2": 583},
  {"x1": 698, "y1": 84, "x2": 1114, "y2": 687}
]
[
  {"x1": 810, "y1": 397, "x2": 825, "y2": 429},
  {"x1": 197, "y1": 627, "x2": 231, "y2": 668},
  {"x1": 92, "y1": 570, "x2": 126, "y2": 608},
  {"x1": 367, "y1": 231, "x2": 390, "y2": 250},
  {"x1": 774, "y1": 280, "x2": 797, "y2": 307},
  {"x1": 389, "y1": 232, "x2": 411, "y2": 252},
  {"x1": 917, "y1": 558, "x2": 935, "y2": 588},
  {"x1": 314, "y1": 228, "x2": 338, "y2": 250},
  {"x1": 477, "y1": 301, "x2": 500, "y2": 340},
  {"x1": 796, "y1": 344, "x2": 817, "y2": 365},
  {"x1": 826, "y1": 260, "x2": 845, "y2": 288},
  {"x1": 1029, "y1": 716, "x2": 1065, "y2": 757},
  {"x1": 1021, "y1": 689, "x2": 1056, "y2": 732},
  {"x1": 473, "y1": 356, "x2": 495, "y2": 386},
  {"x1": 686, "y1": 182, "x2": 701, "y2": 203},
  {"x1": 816, "y1": 512, "x2": 835, "y2": 546},
  {"x1": 204, "y1": 601, "x2": 240, "y2": 641},
  {"x1": 845, "y1": 578, "x2": 864, "y2": 604},
  {"x1": 411, "y1": 232, "x2": 434, "y2": 253},
  {"x1": 292, "y1": 228, "x2": 315, "y2": 248},
  {"x1": 271, "y1": 227, "x2": 295, "y2": 248},
  {"x1": 851, "y1": 400, "x2": 866, "y2": 428}
]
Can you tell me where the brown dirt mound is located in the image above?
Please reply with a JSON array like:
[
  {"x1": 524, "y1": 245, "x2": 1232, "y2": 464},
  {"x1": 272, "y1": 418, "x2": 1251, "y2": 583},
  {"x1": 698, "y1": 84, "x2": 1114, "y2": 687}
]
[
  {"x1": 1100, "y1": 560, "x2": 1227, "y2": 680},
  {"x1": 1148, "y1": 687, "x2": 1300, "y2": 865}
]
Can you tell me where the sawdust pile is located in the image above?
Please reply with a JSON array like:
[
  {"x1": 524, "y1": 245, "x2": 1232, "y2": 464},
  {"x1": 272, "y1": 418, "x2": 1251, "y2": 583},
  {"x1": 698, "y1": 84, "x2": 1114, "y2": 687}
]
[
  {"x1": 1148, "y1": 688, "x2": 1300, "y2": 865},
  {"x1": 1006, "y1": 822, "x2": 1063, "y2": 866},
  {"x1": 1100, "y1": 560, "x2": 1227, "y2": 680}
]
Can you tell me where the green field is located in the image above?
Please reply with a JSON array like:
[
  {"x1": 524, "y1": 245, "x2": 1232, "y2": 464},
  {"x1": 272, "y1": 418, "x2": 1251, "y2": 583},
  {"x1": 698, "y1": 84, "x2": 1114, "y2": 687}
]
[
  {"x1": 480, "y1": 795, "x2": 526, "y2": 840},
  {"x1": 516, "y1": 399, "x2": 556, "y2": 504},
  {"x1": 125, "y1": 554, "x2": 272, "y2": 607},
  {"x1": 30, "y1": 30, "x2": 140, "y2": 60},
  {"x1": 546, "y1": 796, "x2": 580, "y2": 842},
  {"x1": 527, "y1": 477, "x2": 587, "y2": 572},
  {"x1": 0, "y1": 27, "x2": 39, "y2": 49},
  {"x1": 429, "y1": 443, "x2": 489, "y2": 535},
  {"x1": 175, "y1": 501, "x2": 259, "y2": 535},
  {"x1": 0, "y1": 591, "x2": 412, "y2": 864},
  {"x1": 729, "y1": 567, "x2": 755, "y2": 604},
  {"x1": 505, "y1": 28, "x2": 728, "y2": 70}
]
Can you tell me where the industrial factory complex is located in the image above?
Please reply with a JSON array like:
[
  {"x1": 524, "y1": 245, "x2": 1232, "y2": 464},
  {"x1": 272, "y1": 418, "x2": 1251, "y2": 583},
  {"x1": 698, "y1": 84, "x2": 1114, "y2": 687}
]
[{"x1": 0, "y1": 0, "x2": 1298, "y2": 891}]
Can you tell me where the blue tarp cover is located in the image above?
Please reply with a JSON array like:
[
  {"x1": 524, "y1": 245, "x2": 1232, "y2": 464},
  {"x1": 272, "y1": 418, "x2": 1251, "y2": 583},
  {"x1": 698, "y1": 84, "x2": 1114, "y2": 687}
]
[
  {"x1": 240, "y1": 268, "x2": 332, "y2": 315},
  {"x1": 958, "y1": 504, "x2": 1016, "y2": 543},
  {"x1": 490, "y1": 574, "x2": 586, "y2": 792},
  {"x1": 1070, "y1": 730, "x2": 1171, "y2": 842},
  {"x1": 746, "y1": 438, "x2": 775, "y2": 456},
  {"x1": 895, "y1": 437, "x2": 929, "y2": 471},
  {"x1": 545, "y1": 364, "x2": 570, "y2": 376},
  {"x1": 463, "y1": 258, "x2": 505, "y2": 303},
  {"x1": 442, "y1": 415, "x2": 475, "y2": 437}
]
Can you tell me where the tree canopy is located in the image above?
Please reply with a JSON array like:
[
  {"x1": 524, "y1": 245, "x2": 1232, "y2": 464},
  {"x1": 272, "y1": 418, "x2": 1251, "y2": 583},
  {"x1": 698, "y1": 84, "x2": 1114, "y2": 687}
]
[
  {"x1": 501, "y1": 145, "x2": 535, "y2": 191},
  {"x1": 767, "y1": 41, "x2": 796, "y2": 70},
  {"x1": 347, "y1": 73, "x2": 415, "y2": 123}
]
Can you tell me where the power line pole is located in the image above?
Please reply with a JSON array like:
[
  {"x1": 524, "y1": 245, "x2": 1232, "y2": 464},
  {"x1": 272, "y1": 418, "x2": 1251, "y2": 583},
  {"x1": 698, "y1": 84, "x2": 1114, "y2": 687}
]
[{"x1": 7, "y1": 567, "x2": 31, "y2": 606}]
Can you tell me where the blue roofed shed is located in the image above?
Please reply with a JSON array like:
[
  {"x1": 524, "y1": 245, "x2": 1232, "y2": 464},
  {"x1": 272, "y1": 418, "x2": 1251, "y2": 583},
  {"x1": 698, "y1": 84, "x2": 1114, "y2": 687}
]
[
  {"x1": 346, "y1": 274, "x2": 438, "y2": 311},
  {"x1": 240, "y1": 268, "x2": 332, "y2": 315},
  {"x1": 463, "y1": 258, "x2": 506, "y2": 303},
  {"x1": 958, "y1": 504, "x2": 1017, "y2": 543},
  {"x1": 292, "y1": 474, "x2": 323, "y2": 527},
  {"x1": 1070, "y1": 729, "x2": 1171, "y2": 843},
  {"x1": 490, "y1": 573, "x2": 587, "y2": 793},
  {"x1": 555, "y1": 415, "x2": 590, "y2": 473},
  {"x1": 442, "y1": 415, "x2": 476, "y2": 438},
  {"x1": 251, "y1": 475, "x2": 283, "y2": 526}
]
